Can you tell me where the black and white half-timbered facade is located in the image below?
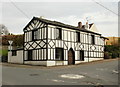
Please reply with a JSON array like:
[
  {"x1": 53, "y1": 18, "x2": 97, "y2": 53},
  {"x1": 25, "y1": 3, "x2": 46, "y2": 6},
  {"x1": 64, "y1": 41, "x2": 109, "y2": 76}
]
[{"x1": 8, "y1": 17, "x2": 106, "y2": 66}]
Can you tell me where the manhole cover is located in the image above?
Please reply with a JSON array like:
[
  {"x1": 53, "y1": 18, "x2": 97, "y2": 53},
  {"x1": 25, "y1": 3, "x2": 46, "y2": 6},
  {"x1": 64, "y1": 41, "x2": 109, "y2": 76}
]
[
  {"x1": 60, "y1": 74, "x2": 85, "y2": 79},
  {"x1": 30, "y1": 74, "x2": 39, "y2": 76}
]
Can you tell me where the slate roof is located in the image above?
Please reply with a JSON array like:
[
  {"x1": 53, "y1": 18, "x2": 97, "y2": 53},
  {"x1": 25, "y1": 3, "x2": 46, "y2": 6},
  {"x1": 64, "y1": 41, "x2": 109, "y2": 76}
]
[
  {"x1": 24, "y1": 17, "x2": 107, "y2": 39},
  {"x1": 34, "y1": 17, "x2": 101, "y2": 35}
]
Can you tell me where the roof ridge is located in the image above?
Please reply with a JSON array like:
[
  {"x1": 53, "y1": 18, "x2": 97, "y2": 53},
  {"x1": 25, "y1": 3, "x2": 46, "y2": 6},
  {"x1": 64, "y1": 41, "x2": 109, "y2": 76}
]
[{"x1": 32, "y1": 16, "x2": 101, "y2": 35}]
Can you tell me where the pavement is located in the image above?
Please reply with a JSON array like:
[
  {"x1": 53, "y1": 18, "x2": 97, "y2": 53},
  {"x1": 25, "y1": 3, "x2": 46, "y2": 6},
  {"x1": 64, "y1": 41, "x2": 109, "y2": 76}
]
[{"x1": 1, "y1": 58, "x2": 119, "y2": 85}]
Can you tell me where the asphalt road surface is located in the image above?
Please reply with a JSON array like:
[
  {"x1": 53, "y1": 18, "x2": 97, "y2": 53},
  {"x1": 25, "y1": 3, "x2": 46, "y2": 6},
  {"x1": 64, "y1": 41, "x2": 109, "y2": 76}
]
[{"x1": 1, "y1": 59, "x2": 119, "y2": 85}]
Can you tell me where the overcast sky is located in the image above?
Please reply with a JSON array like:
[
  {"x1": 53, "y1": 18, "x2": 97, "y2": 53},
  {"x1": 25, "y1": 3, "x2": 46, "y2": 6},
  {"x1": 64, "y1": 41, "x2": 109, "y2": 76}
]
[{"x1": 1, "y1": 0, "x2": 119, "y2": 37}]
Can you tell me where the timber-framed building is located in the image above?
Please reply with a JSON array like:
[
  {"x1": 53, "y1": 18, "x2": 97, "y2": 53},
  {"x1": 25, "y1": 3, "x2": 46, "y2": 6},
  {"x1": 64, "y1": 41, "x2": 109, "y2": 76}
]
[{"x1": 8, "y1": 17, "x2": 106, "y2": 66}]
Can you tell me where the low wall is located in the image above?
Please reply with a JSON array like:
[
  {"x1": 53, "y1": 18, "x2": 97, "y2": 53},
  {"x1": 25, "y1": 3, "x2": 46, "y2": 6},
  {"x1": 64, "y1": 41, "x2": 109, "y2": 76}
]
[
  {"x1": 8, "y1": 50, "x2": 23, "y2": 64},
  {"x1": 24, "y1": 61, "x2": 47, "y2": 66},
  {"x1": 75, "y1": 58, "x2": 104, "y2": 64},
  {"x1": 24, "y1": 61, "x2": 68, "y2": 66}
]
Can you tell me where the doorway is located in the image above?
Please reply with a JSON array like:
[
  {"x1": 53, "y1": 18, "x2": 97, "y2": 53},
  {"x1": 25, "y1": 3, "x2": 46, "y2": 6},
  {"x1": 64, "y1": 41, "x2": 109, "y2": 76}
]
[{"x1": 68, "y1": 48, "x2": 75, "y2": 65}]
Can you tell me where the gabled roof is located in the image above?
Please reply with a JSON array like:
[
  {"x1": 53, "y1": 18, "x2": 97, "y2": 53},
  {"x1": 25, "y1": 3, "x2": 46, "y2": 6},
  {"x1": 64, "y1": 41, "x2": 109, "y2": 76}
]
[
  {"x1": 24, "y1": 17, "x2": 101, "y2": 35},
  {"x1": 34, "y1": 17, "x2": 101, "y2": 35},
  {"x1": 89, "y1": 23, "x2": 94, "y2": 29}
]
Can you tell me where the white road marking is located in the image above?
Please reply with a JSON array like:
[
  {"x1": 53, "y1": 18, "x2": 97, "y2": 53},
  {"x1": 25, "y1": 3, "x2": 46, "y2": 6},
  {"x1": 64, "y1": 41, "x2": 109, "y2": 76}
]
[
  {"x1": 96, "y1": 68, "x2": 108, "y2": 71},
  {"x1": 60, "y1": 74, "x2": 85, "y2": 79},
  {"x1": 52, "y1": 79, "x2": 64, "y2": 82},
  {"x1": 112, "y1": 70, "x2": 118, "y2": 74}
]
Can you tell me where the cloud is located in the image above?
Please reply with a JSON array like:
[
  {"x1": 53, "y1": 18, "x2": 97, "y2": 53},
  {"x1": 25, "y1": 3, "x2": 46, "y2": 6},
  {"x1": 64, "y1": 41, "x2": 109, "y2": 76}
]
[
  {"x1": 82, "y1": 12, "x2": 118, "y2": 36},
  {"x1": 3, "y1": 17, "x2": 29, "y2": 34},
  {"x1": 49, "y1": 11, "x2": 118, "y2": 37},
  {"x1": 82, "y1": 12, "x2": 118, "y2": 24},
  {"x1": 2, "y1": 0, "x2": 119, "y2": 2},
  {"x1": 2, "y1": 2, "x2": 118, "y2": 37}
]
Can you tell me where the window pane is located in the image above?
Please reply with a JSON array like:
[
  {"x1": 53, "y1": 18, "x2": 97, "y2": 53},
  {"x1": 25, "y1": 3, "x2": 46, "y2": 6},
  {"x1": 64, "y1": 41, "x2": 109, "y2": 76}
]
[
  {"x1": 12, "y1": 50, "x2": 17, "y2": 56},
  {"x1": 76, "y1": 32, "x2": 80, "y2": 42},
  {"x1": 56, "y1": 29, "x2": 59, "y2": 39},
  {"x1": 80, "y1": 50, "x2": 84, "y2": 61},
  {"x1": 56, "y1": 28, "x2": 62, "y2": 39},
  {"x1": 91, "y1": 35, "x2": 95, "y2": 44},
  {"x1": 55, "y1": 48, "x2": 64, "y2": 60},
  {"x1": 32, "y1": 30, "x2": 38, "y2": 40}
]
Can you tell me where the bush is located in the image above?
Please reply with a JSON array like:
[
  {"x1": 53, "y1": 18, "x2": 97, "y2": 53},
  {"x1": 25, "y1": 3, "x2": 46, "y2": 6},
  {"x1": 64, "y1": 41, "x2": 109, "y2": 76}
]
[
  {"x1": 1, "y1": 56, "x2": 8, "y2": 62},
  {"x1": 104, "y1": 52, "x2": 111, "y2": 59},
  {"x1": 104, "y1": 45, "x2": 120, "y2": 59},
  {"x1": 0, "y1": 49, "x2": 8, "y2": 62}
]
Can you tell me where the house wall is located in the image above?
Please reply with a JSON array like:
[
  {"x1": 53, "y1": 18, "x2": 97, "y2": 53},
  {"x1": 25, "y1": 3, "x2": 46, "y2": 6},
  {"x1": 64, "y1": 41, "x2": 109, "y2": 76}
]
[
  {"x1": 23, "y1": 18, "x2": 105, "y2": 66},
  {"x1": 47, "y1": 25, "x2": 104, "y2": 66},
  {"x1": 8, "y1": 50, "x2": 23, "y2": 64},
  {"x1": 105, "y1": 37, "x2": 119, "y2": 45},
  {"x1": 24, "y1": 19, "x2": 47, "y2": 62},
  {"x1": 89, "y1": 24, "x2": 99, "y2": 33}
]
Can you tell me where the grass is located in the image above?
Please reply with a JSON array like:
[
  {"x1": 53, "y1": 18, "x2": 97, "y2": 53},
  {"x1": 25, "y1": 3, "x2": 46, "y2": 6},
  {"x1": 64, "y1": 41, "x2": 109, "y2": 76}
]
[{"x1": 0, "y1": 49, "x2": 8, "y2": 56}]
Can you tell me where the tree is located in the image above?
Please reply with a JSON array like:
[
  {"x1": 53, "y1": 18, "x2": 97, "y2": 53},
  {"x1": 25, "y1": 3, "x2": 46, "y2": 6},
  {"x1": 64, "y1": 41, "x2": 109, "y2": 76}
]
[
  {"x1": 0, "y1": 24, "x2": 9, "y2": 35},
  {"x1": 2, "y1": 34, "x2": 23, "y2": 47}
]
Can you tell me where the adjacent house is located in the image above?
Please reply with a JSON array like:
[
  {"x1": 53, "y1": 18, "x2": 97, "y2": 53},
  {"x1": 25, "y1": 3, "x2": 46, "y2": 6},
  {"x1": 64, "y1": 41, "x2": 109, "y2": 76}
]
[
  {"x1": 8, "y1": 17, "x2": 107, "y2": 66},
  {"x1": 105, "y1": 37, "x2": 120, "y2": 46}
]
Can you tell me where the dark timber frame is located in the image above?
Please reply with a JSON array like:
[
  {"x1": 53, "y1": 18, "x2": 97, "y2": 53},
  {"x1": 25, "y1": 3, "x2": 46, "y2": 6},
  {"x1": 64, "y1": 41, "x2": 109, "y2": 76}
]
[{"x1": 23, "y1": 17, "x2": 106, "y2": 63}]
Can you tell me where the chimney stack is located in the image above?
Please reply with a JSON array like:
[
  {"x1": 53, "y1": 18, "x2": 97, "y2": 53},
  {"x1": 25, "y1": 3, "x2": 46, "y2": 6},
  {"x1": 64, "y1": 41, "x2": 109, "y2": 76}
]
[
  {"x1": 78, "y1": 22, "x2": 82, "y2": 29},
  {"x1": 85, "y1": 22, "x2": 89, "y2": 30}
]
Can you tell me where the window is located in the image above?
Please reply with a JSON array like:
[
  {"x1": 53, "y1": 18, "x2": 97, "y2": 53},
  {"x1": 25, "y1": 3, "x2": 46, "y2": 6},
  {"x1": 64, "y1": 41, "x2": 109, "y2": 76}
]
[
  {"x1": 27, "y1": 50, "x2": 32, "y2": 60},
  {"x1": 76, "y1": 32, "x2": 80, "y2": 42},
  {"x1": 56, "y1": 28, "x2": 62, "y2": 39},
  {"x1": 91, "y1": 35, "x2": 95, "y2": 44},
  {"x1": 80, "y1": 50, "x2": 84, "y2": 61},
  {"x1": 12, "y1": 50, "x2": 17, "y2": 56},
  {"x1": 32, "y1": 29, "x2": 38, "y2": 41},
  {"x1": 55, "y1": 48, "x2": 64, "y2": 60}
]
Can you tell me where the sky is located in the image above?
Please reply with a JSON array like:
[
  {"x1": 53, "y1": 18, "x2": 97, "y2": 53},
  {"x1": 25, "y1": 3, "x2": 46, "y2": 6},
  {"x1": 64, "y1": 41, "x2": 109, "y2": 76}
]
[{"x1": 1, "y1": 0, "x2": 119, "y2": 37}]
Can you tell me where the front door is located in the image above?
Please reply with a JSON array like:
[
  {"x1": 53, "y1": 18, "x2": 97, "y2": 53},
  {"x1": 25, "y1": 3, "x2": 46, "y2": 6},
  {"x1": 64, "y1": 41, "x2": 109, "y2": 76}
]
[
  {"x1": 68, "y1": 48, "x2": 75, "y2": 65},
  {"x1": 28, "y1": 50, "x2": 32, "y2": 60}
]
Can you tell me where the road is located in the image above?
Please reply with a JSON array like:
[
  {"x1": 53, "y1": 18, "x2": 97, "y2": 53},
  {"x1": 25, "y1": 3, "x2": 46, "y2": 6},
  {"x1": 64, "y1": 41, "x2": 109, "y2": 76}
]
[{"x1": 1, "y1": 59, "x2": 119, "y2": 85}]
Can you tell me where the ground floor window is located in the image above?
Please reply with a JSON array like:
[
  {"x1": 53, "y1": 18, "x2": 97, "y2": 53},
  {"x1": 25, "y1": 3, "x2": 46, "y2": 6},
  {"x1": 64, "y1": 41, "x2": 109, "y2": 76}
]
[
  {"x1": 27, "y1": 50, "x2": 32, "y2": 60},
  {"x1": 80, "y1": 50, "x2": 84, "y2": 61},
  {"x1": 12, "y1": 50, "x2": 17, "y2": 56},
  {"x1": 55, "y1": 48, "x2": 64, "y2": 60}
]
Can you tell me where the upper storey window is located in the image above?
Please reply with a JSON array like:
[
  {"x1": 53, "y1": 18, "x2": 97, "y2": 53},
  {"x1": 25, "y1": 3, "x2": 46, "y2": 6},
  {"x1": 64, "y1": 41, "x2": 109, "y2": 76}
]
[
  {"x1": 76, "y1": 32, "x2": 80, "y2": 42},
  {"x1": 32, "y1": 29, "x2": 38, "y2": 41},
  {"x1": 91, "y1": 35, "x2": 95, "y2": 44},
  {"x1": 56, "y1": 28, "x2": 62, "y2": 40}
]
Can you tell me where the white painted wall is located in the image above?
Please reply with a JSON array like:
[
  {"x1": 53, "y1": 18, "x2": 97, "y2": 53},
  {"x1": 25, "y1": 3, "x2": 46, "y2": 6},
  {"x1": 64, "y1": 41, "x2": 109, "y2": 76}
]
[
  {"x1": 8, "y1": 50, "x2": 23, "y2": 64},
  {"x1": 47, "y1": 25, "x2": 105, "y2": 64},
  {"x1": 90, "y1": 24, "x2": 99, "y2": 33},
  {"x1": 75, "y1": 58, "x2": 103, "y2": 64},
  {"x1": 24, "y1": 49, "x2": 47, "y2": 61},
  {"x1": 25, "y1": 61, "x2": 47, "y2": 66},
  {"x1": 24, "y1": 61, "x2": 67, "y2": 66},
  {"x1": 23, "y1": 21, "x2": 105, "y2": 66}
]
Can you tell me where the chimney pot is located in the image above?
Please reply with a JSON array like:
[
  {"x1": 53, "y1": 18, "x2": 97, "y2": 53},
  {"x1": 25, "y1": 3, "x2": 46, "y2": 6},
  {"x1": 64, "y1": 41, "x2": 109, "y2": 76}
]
[{"x1": 78, "y1": 22, "x2": 82, "y2": 28}]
